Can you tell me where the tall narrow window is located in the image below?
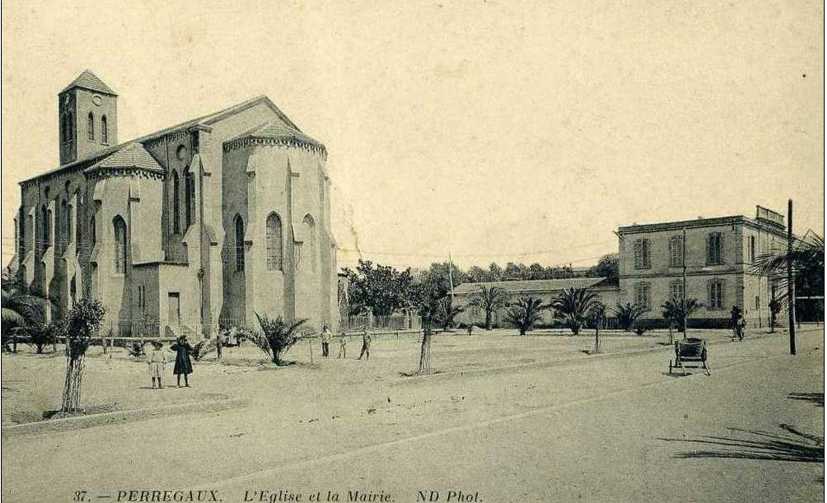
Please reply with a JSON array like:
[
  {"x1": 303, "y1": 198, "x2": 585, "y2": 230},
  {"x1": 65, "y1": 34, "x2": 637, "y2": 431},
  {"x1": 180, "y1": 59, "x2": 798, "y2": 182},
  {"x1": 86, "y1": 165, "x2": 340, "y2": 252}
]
[
  {"x1": 635, "y1": 282, "x2": 651, "y2": 310},
  {"x1": 633, "y1": 238, "x2": 651, "y2": 270},
  {"x1": 669, "y1": 235, "x2": 683, "y2": 267},
  {"x1": 707, "y1": 279, "x2": 724, "y2": 309},
  {"x1": 706, "y1": 232, "x2": 723, "y2": 265},
  {"x1": 60, "y1": 199, "x2": 68, "y2": 251},
  {"x1": 234, "y1": 215, "x2": 245, "y2": 272},
  {"x1": 101, "y1": 115, "x2": 108, "y2": 144},
  {"x1": 113, "y1": 216, "x2": 127, "y2": 274},
  {"x1": 90, "y1": 216, "x2": 96, "y2": 246},
  {"x1": 19, "y1": 211, "x2": 25, "y2": 257},
  {"x1": 749, "y1": 235, "x2": 756, "y2": 262},
  {"x1": 184, "y1": 167, "x2": 195, "y2": 229},
  {"x1": 87, "y1": 112, "x2": 95, "y2": 140},
  {"x1": 265, "y1": 213, "x2": 283, "y2": 271},
  {"x1": 303, "y1": 214, "x2": 316, "y2": 273},
  {"x1": 67, "y1": 114, "x2": 74, "y2": 143},
  {"x1": 670, "y1": 280, "x2": 684, "y2": 302},
  {"x1": 172, "y1": 171, "x2": 180, "y2": 234}
]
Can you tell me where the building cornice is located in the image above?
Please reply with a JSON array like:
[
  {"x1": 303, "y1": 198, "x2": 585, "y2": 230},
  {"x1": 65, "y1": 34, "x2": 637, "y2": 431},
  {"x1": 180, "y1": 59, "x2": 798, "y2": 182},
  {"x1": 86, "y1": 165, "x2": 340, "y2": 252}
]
[{"x1": 223, "y1": 136, "x2": 328, "y2": 160}]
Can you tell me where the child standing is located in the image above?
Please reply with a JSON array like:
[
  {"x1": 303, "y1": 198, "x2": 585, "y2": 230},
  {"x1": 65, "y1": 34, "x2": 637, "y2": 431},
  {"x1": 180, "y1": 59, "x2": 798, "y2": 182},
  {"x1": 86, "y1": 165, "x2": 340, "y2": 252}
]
[
  {"x1": 147, "y1": 341, "x2": 167, "y2": 389},
  {"x1": 337, "y1": 332, "x2": 347, "y2": 359},
  {"x1": 170, "y1": 335, "x2": 194, "y2": 387}
]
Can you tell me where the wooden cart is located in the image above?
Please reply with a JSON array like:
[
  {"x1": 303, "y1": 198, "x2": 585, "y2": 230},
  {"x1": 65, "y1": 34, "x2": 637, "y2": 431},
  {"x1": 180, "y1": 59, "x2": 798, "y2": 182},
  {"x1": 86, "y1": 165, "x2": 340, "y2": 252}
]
[{"x1": 669, "y1": 338, "x2": 710, "y2": 376}]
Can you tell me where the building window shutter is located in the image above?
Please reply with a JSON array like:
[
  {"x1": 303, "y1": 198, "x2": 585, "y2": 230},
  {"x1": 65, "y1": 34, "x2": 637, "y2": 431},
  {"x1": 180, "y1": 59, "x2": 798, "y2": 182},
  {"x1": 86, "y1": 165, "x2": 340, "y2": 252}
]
[{"x1": 634, "y1": 240, "x2": 642, "y2": 269}]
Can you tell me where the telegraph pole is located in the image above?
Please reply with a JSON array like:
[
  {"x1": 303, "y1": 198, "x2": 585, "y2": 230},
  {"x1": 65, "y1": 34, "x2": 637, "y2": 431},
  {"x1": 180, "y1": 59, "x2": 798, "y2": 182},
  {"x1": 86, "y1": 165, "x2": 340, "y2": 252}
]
[
  {"x1": 682, "y1": 227, "x2": 688, "y2": 340},
  {"x1": 787, "y1": 199, "x2": 796, "y2": 355}
]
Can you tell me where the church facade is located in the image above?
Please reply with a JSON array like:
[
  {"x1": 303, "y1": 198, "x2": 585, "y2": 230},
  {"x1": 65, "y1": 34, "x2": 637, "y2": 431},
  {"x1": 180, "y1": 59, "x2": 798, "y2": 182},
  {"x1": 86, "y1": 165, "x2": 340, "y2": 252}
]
[{"x1": 15, "y1": 71, "x2": 338, "y2": 338}]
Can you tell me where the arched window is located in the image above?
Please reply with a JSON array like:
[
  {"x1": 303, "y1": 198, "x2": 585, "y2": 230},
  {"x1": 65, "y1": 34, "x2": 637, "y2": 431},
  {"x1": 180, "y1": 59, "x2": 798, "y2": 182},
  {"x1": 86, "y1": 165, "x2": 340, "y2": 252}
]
[
  {"x1": 113, "y1": 217, "x2": 127, "y2": 273},
  {"x1": 234, "y1": 215, "x2": 245, "y2": 272},
  {"x1": 184, "y1": 167, "x2": 195, "y2": 229},
  {"x1": 172, "y1": 171, "x2": 180, "y2": 234},
  {"x1": 101, "y1": 115, "x2": 108, "y2": 144},
  {"x1": 60, "y1": 199, "x2": 69, "y2": 250},
  {"x1": 302, "y1": 214, "x2": 316, "y2": 273},
  {"x1": 87, "y1": 112, "x2": 95, "y2": 141},
  {"x1": 265, "y1": 213, "x2": 283, "y2": 271}
]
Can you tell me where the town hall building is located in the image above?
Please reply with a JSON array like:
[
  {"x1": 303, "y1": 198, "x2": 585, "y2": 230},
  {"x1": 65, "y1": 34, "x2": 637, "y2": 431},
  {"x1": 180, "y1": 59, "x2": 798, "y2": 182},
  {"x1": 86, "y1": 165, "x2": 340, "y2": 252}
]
[{"x1": 15, "y1": 70, "x2": 338, "y2": 338}]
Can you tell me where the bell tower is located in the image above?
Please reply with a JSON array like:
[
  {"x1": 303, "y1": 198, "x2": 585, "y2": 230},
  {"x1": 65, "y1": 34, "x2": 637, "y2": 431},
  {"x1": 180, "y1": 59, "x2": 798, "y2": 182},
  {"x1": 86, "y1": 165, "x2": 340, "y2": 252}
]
[{"x1": 58, "y1": 70, "x2": 118, "y2": 165}]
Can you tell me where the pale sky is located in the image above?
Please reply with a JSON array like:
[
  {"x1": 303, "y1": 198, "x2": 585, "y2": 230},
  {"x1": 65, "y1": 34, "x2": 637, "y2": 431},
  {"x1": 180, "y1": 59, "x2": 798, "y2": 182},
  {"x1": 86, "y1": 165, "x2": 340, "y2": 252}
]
[{"x1": 2, "y1": 0, "x2": 823, "y2": 270}]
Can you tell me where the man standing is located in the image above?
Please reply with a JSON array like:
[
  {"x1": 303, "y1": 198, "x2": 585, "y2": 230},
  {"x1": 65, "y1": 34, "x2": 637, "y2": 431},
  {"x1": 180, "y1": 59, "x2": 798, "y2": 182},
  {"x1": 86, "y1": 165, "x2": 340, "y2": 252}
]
[
  {"x1": 358, "y1": 330, "x2": 371, "y2": 361},
  {"x1": 321, "y1": 324, "x2": 332, "y2": 358}
]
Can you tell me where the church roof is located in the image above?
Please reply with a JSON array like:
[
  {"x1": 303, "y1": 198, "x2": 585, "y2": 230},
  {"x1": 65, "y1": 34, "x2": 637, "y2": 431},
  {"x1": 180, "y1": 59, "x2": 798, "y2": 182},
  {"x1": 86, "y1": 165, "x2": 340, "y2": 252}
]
[
  {"x1": 61, "y1": 70, "x2": 118, "y2": 96},
  {"x1": 84, "y1": 143, "x2": 164, "y2": 176},
  {"x1": 228, "y1": 120, "x2": 325, "y2": 149},
  {"x1": 21, "y1": 95, "x2": 309, "y2": 185}
]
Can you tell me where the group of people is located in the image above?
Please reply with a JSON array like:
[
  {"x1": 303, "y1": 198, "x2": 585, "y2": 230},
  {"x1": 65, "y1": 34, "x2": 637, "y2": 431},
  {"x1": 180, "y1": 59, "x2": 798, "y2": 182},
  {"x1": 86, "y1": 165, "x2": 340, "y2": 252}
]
[
  {"x1": 319, "y1": 325, "x2": 372, "y2": 360},
  {"x1": 146, "y1": 335, "x2": 195, "y2": 389}
]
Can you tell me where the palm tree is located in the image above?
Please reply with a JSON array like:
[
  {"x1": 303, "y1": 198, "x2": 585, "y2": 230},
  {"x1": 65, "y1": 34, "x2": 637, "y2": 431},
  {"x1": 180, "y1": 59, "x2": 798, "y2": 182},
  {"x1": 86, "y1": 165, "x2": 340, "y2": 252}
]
[
  {"x1": 504, "y1": 296, "x2": 545, "y2": 335},
  {"x1": 753, "y1": 233, "x2": 824, "y2": 307},
  {"x1": 587, "y1": 301, "x2": 606, "y2": 353},
  {"x1": 549, "y1": 287, "x2": 601, "y2": 335},
  {"x1": 661, "y1": 297, "x2": 702, "y2": 343},
  {"x1": 614, "y1": 302, "x2": 647, "y2": 331},
  {"x1": 252, "y1": 314, "x2": 307, "y2": 365},
  {"x1": 468, "y1": 285, "x2": 508, "y2": 330},
  {"x1": 1, "y1": 273, "x2": 51, "y2": 352}
]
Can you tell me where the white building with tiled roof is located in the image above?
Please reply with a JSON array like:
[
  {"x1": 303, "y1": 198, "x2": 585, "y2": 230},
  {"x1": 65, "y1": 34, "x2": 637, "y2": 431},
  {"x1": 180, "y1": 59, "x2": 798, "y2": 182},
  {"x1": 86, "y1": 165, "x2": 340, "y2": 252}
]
[{"x1": 15, "y1": 71, "x2": 338, "y2": 337}]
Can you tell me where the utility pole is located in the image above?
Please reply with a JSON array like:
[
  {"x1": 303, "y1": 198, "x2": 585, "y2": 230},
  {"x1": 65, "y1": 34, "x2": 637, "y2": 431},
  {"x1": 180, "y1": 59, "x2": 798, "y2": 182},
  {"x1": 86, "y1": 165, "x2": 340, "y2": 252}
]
[
  {"x1": 787, "y1": 199, "x2": 796, "y2": 355},
  {"x1": 682, "y1": 227, "x2": 688, "y2": 340}
]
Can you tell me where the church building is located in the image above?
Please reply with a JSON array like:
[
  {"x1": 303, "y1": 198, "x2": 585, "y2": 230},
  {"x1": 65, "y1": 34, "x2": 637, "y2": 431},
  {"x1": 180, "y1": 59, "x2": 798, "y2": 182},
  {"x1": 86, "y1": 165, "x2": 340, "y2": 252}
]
[{"x1": 15, "y1": 70, "x2": 338, "y2": 338}]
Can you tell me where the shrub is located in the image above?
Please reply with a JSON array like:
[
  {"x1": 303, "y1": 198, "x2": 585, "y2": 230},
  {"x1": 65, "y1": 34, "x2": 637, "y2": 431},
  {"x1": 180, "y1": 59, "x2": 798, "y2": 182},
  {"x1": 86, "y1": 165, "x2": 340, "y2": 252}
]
[
  {"x1": 504, "y1": 296, "x2": 546, "y2": 335},
  {"x1": 190, "y1": 339, "x2": 217, "y2": 361},
  {"x1": 242, "y1": 314, "x2": 307, "y2": 365},
  {"x1": 614, "y1": 303, "x2": 647, "y2": 331},
  {"x1": 127, "y1": 341, "x2": 146, "y2": 358}
]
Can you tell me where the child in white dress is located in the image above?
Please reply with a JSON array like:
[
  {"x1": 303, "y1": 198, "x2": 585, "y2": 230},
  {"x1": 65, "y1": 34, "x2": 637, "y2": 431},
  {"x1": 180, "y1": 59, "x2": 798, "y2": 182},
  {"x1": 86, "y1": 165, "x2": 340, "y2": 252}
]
[{"x1": 147, "y1": 342, "x2": 167, "y2": 389}]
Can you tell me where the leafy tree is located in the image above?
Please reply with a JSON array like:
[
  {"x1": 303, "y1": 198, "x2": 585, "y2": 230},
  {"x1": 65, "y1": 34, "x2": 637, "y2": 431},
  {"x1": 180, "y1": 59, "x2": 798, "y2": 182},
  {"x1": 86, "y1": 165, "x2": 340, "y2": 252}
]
[
  {"x1": 614, "y1": 302, "x2": 647, "y2": 331},
  {"x1": 504, "y1": 296, "x2": 546, "y2": 335},
  {"x1": 549, "y1": 287, "x2": 601, "y2": 335},
  {"x1": 342, "y1": 260, "x2": 415, "y2": 317},
  {"x1": 465, "y1": 265, "x2": 488, "y2": 283},
  {"x1": 62, "y1": 299, "x2": 105, "y2": 413},
  {"x1": 588, "y1": 254, "x2": 619, "y2": 284},
  {"x1": 487, "y1": 263, "x2": 504, "y2": 282},
  {"x1": 249, "y1": 314, "x2": 307, "y2": 365},
  {"x1": 434, "y1": 296, "x2": 464, "y2": 330},
  {"x1": 468, "y1": 285, "x2": 508, "y2": 330},
  {"x1": 661, "y1": 297, "x2": 702, "y2": 337}
]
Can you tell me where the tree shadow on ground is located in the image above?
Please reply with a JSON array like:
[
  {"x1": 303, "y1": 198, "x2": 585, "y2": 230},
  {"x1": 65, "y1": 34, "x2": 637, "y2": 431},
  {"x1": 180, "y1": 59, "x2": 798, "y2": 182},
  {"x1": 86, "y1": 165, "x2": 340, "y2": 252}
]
[
  {"x1": 660, "y1": 424, "x2": 823, "y2": 463},
  {"x1": 788, "y1": 392, "x2": 824, "y2": 407}
]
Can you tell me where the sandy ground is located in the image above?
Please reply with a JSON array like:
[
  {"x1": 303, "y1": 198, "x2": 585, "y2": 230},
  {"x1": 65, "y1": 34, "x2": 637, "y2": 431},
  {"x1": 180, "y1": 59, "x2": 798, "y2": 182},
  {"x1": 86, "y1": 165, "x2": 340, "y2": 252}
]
[
  {"x1": 2, "y1": 327, "x2": 750, "y2": 425},
  {"x1": 1, "y1": 326, "x2": 823, "y2": 502}
]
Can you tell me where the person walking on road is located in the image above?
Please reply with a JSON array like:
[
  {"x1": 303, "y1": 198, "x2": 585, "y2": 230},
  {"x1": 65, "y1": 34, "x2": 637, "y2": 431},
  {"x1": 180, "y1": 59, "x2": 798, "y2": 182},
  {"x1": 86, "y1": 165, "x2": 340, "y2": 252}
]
[
  {"x1": 170, "y1": 335, "x2": 194, "y2": 387},
  {"x1": 358, "y1": 330, "x2": 371, "y2": 361},
  {"x1": 730, "y1": 306, "x2": 744, "y2": 342}
]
